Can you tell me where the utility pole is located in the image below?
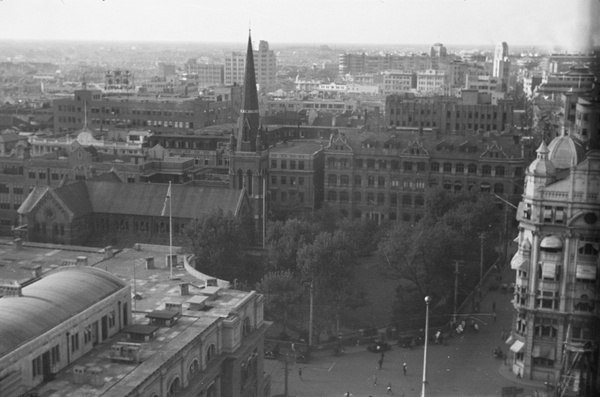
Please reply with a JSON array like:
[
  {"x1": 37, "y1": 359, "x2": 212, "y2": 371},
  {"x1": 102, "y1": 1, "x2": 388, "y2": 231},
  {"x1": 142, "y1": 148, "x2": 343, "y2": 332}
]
[
  {"x1": 453, "y1": 260, "x2": 460, "y2": 324},
  {"x1": 479, "y1": 232, "x2": 485, "y2": 298},
  {"x1": 309, "y1": 281, "x2": 314, "y2": 347}
]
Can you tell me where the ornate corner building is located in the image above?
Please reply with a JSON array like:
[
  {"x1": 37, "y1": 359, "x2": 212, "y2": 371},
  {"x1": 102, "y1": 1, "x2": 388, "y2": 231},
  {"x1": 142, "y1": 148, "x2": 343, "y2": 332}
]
[{"x1": 509, "y1": 123, "x2": 599, "y2": 394}]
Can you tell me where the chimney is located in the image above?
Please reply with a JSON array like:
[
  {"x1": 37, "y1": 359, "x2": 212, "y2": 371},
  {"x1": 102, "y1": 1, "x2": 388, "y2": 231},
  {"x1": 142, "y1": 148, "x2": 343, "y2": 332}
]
[
  {"x1": 166, "y1": 254, "x2": 177, "y2": 268},
  {"x1": 13, "y1": 238, "x2": 22, "y2": 251},
  {"x1": 31, "y1": 265, "x2": 42, "y2": 279},
  {"x1": 1, "y1": 281, "x2": 22, "y2": 297},
  {"x1": 104, "y1": 246, "x2": 114, "y2": 259},
  {"x1": 145, "y1": 257, "x2": 154, "y2": 269},
  {"x1": 180, "y1": 282, "x2": 189, "y2": 296},
  {"x1": 76, "y1": 256, "x2": 88, "y2": 266}
]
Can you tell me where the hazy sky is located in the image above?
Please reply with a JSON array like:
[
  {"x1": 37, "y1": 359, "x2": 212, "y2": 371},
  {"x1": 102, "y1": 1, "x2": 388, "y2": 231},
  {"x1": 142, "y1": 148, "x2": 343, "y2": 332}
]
[{"x1": 1, "y1": 0, "x2": 599, "y2": 50}]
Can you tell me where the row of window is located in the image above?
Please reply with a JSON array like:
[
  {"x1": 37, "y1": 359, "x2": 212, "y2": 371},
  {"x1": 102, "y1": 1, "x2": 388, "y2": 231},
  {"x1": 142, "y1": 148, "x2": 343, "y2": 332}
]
[
  {"x1": 326, "y1": 176, "x2": 509, "y2": 194},
  {"x1": 270, "y1": 159, "x2": 306, "y2": 170},
  {"x1": 271, "y1": 176, "x2": 305, "y2": 186},
  {"x1": 271, "y1": 190, "x2": 305, "y2": 203},
  {"x1": 326, "y1": 158, "x2": 520, "y2": 177},
  {"x1": 326, "y1": 190, "x2": 425, "y2": 206}
]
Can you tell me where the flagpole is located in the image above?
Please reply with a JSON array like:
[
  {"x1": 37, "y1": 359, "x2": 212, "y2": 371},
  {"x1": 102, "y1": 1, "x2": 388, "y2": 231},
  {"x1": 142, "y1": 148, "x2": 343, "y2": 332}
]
[{"x1": 169, "y1": 181, "x2": 173, "y2": 279}]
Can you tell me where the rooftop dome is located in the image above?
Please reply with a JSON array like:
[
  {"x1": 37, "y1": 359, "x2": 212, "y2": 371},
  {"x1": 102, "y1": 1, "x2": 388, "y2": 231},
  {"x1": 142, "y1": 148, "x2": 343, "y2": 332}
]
[
  {"x1": 528, "y1": 141, "x2": 556, "y2": 176},
  {"x1": 547, "y1": 131, "x2": 585, "y2": 169},
  {"x1": 541, "y1": 235, "x2": 563, "y2": 249}
]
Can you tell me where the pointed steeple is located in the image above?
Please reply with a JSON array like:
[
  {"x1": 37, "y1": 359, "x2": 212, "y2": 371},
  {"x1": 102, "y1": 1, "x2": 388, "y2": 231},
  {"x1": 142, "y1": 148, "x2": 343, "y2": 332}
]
[{"x1": 237, "y1": 31, "x2": 260, "y2": 152}]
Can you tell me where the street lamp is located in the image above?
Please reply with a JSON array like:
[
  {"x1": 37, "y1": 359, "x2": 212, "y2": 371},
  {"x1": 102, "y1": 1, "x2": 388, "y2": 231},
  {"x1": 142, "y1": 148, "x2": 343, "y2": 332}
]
[{"x1": 421, "y1": 296, "x2": 431, "y2": 397}]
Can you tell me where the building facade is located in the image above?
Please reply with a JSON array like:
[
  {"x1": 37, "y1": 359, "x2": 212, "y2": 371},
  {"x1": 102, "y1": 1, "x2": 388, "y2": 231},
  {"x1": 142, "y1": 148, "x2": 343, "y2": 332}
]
[
  {"x1": 323, "y1": 129, "x2": 526, "y2": 224},
  {"x1": 509, "y1": 139, "x2": 599, "y2": 396}
]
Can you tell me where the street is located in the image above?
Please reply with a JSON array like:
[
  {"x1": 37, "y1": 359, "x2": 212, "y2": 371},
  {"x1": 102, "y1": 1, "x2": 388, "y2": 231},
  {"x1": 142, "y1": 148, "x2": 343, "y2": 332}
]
[{"x1": 265, "y1": 267, "x2": 546, "y2": 397}]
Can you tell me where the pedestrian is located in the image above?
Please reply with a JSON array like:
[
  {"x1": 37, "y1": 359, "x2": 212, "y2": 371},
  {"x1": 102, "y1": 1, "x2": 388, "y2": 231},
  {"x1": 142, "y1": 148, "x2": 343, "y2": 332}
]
[
  {"x1": 298, "y1": 367, "x2": 302, "y2": 379},
  {"x1": 372, "y1": 374, "x2": 377, "y2": 385},
  {"x1": 378, "y1": 357, "x2": 383, "y2": 370},
  {"x1": 387, "y1": 382, "x2": 393, "y2": 395},
  {"x1": 493, "y1": 311, "x2": 497, "y2": 323},
  {"x1": 403, "y1": 362, "x2": 407, "y2": 375}
]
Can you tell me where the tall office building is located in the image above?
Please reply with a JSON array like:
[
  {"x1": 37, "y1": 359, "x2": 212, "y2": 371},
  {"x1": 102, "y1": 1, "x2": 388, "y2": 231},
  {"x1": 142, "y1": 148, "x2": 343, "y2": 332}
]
[
  {"x1": 224, "y1": 40, "x2": 277, "y2": 93},
  {"x1": 493, "y1": 42, "x2": 510, "y2": 92}
]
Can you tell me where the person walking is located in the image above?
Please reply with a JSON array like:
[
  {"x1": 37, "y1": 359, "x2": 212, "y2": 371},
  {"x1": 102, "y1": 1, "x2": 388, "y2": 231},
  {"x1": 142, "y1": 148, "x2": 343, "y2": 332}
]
[
  {"x1": 403, "y1": 362, "x2": 407, "y2": 375},
  {"x1": 298, "y1": 366, "x2": 303, "y2": 379},
  {"x1": 372, "y1": 374, "x2": 377, "y2": 386},
  {"x1": 378, "y1": 357, "x2": 384, "y2": 370},
  {"x1": 387, "y1": 382, "x2": 393, "y2": 395}
]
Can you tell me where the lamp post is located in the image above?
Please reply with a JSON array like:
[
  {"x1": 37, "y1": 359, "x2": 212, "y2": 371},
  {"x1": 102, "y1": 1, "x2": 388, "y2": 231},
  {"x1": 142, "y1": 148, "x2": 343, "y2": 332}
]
[
  {"x1": 421, "y1": 296, "x2": 431, "y2": 397},
  {"x1": 308, "y1": 280, "x2": 314, "y2": 347},
  {"x1": 478, "y1": 232, "x2": 485, "y2": 298}
]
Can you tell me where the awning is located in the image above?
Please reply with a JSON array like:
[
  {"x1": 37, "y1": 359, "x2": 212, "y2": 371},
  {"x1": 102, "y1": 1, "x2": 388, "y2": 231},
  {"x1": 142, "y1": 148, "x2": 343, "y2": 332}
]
[
  {"x1": 541, "y1": 262, "x2": 557, "y2": 279},
  {"x1": 576, "y1": 264, "x2": 597, "y2": 280},
  {"x1": 510, "y1": 340, "x2": 525, "y2": 353},
  {"x1": 510, "y1": 252, "x2": 529, "y2": 270},
  {"x1": 505, "y1": 335, "x2": 515, "y2": 345}
]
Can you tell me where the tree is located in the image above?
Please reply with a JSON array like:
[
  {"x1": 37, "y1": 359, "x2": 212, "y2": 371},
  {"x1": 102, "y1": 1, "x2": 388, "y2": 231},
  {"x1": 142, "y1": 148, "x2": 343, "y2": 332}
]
[
  {"x1": 256, "y1": 270, "x2": 304, "y2": 335},
  {"x1": 264, "y1": 219, "x2": 319, "y2": 273},
  {"x1": 184, "y1": 209, "x2": 249, "y2": 281},
  {"x1": 297, "y1": 230, "x2": 364, "y2": 339}
]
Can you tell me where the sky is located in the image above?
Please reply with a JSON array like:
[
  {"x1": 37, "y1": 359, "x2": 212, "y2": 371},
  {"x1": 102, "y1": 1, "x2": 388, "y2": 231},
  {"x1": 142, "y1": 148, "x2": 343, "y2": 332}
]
[{"x1": 1, "y1": 0, "x2": 599, "y2": 50}]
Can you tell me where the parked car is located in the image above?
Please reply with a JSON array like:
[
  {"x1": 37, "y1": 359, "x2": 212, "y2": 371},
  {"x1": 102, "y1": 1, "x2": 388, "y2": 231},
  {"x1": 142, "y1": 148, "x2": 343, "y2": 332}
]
[{"x1": 367, "y1": 339, "x2": 391, "y2": 353}]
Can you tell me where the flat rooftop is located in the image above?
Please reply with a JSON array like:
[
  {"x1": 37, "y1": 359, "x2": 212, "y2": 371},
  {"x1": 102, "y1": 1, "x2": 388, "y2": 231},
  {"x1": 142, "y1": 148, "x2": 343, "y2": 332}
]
[{"x1": 0, "y1": 242, "x2": 253, "y2": 396}]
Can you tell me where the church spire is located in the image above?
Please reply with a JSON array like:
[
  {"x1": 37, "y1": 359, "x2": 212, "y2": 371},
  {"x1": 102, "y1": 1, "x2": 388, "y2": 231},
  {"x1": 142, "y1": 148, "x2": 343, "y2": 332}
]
[{"x1": 237, "y1": 32, "x2": 260, "y2": 152}]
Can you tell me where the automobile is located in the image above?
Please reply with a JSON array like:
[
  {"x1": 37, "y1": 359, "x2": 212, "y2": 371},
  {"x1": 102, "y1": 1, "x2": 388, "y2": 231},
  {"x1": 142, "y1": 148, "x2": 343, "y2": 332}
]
[{"x1": 367, "y1": 339, "x2": 391, "y2": 353}]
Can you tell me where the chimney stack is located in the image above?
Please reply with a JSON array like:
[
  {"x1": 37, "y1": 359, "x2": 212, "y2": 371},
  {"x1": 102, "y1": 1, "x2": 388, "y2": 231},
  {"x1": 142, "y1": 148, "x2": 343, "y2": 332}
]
[
  {"x1": 76, "y1": 256, "x2": 88, "y2": 266},
  {"x1": 104, "y1": 246, "x2": 114, "y2": 259},
  {"x1": 145, "y1": 257, "x2": 154, "y2": 269}
]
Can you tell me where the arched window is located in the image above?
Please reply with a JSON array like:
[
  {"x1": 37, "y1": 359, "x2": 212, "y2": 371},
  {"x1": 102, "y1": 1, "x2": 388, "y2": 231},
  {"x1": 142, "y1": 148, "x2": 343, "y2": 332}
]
[
  {"x1": 467, "y1": 164, "x2": 477, "y2": 174},
  {"x1": 455, "y1": 163, "x2": 464, "y2": 173},
  {"x1": 167, "y1": 377, "x2": 181, "y2": 397},
  {"x1": 443, "y1": 180, "x2": 452, "y2": 190},
  {"x1": 340, "y1": 175, "x2": 350, "y2": 186},
  {"x1": 189, "y1": 359, "x2": 200, "y2": 378},
  {"x1": 327, "y1": 191, "x2": 337, "y2": 201},
  {"x1": 327, "y1": 157, "x2": 336, "y2": 168},
  {"x1": 482, "y1": 165, "x2": 491, "y2": 175},
  {"x1": 403, "y1": 179, "x2": 412, "y2": 189},
  {"x1": 206, "y1": 344, "x2": 216, "y2": 363},
  {"x1": 367, "y1": 175, "x2": 375, "y2": 186},
  {"x1": 443, "y1": 162, "x2": 452, "y2": 172},
  {"x1": 243, "y1": 317, "x2": 252, "y2": 336},
  {"x1": 495, "y1": 166, "x2": 505, "y2": 176},
  {"x1": 431, "y1": 162, "x2": 440, "y2": 172},
  {"x1": 340, "y1": 191, "x2": 349, "y2": 202},
  {"x1": 366, "y1": 159, "x2": 375, "y2": 169},
  {"x1": 403, "y1": 161, "x2": 413, "y2": 172},
  {"x1": 481, "y1": 182, "x2": 491, "y2": 193},
  {"x1": 454, "y1": 181, "x2": 462, "y2": 191}
]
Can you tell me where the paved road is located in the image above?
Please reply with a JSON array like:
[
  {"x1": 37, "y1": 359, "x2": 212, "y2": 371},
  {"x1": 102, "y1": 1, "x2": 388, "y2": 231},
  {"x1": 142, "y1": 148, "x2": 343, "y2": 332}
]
[{"x1": 265, "y1": 266, "x2": 548, "y2": 396}]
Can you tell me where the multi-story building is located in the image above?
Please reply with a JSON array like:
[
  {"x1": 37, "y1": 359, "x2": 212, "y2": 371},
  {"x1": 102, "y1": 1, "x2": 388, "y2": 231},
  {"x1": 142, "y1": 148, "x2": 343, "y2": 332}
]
[
  {"x1": 323, "y1": 128, "x2": 526, "y2": 224},
  {"x1": 386, "y1": 91, "x2": 515, "y2": 134},
  {"x1": 0, "y1": 244, "x2": 270, "y2": 397},
  {"x1": 224, "y1": 40, "x2": 277, "y2": 93},
  {"x1": 268, "y1": 140, "x2": 324, "y2": 216},
  {"x1": 225, "y1": 51, "x2": 247, "y2": 87},
  {"x1": 339, "y1": 53, "x2": 433, "y2": 76},
  {"x1": 184, "y1": 60, "x2": 225, "y2": 88},
  {"x1": 53, "y1": 85, "x2": 242, "y2": 134},
  {"x1": 508, "y1": 134, "x2": 599, "y2": 395},
  {"x1": 416, "y1": 69, "x2": 448, "y2": 95},
  {"x1": 548, "y1": 52, "x2": 600, "y2": 77},
  {"x1": 536, "y1": 66, "x2": 596, "y2": 101},
  {"x1": 381, "y1": 70, "x2": 416, "y2": 95}
]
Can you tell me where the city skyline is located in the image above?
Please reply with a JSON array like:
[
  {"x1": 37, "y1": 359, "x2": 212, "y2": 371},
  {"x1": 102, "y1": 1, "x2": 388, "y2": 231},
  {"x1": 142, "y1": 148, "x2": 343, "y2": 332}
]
[{"x1": 1, "y1": 0, "x2": 599, "y2": 51}]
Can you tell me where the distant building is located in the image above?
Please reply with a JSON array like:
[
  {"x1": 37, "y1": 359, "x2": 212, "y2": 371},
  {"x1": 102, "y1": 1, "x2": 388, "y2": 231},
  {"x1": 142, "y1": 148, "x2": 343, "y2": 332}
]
[
  {"x1": 493, "y1": 42, "x2": 510, "y2": 92},
  {"x1": 224, "y1": 40, "x2": 277, "y2": 93},
  {"x1": 185, "y1": 59, "x2": 225, "y2": 88},
  {"x1": 52, "y1": 85, "x2": 242, "y2": 134},
  {"x1": 381, "y1": 70, "x2": 416, "y2": 95},
  {"x1": 386, "y1": 91, "x2": 515, "y2": 134},
  {"x1": 416, "y1": 69, "x2": 448, "y2": 95},
  {"x1": 536, "y1": 66, "x2": 595, "y2": 101},
  {"x1": 157, "y1": 62, "x2": 177, "y2": 79}
]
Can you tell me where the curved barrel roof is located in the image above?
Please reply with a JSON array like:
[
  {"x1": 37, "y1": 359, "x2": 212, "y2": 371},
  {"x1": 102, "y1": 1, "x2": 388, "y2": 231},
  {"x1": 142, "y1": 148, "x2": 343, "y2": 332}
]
[{"x1": 0, "y1": 266, "x2": 127, "y2": 358}]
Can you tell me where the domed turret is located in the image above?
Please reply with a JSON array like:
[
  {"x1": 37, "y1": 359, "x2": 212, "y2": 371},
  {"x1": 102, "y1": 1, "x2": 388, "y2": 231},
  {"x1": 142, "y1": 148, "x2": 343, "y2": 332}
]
[{"x1": 528, "y1": 141, "x2": 556, "y2": 176}]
